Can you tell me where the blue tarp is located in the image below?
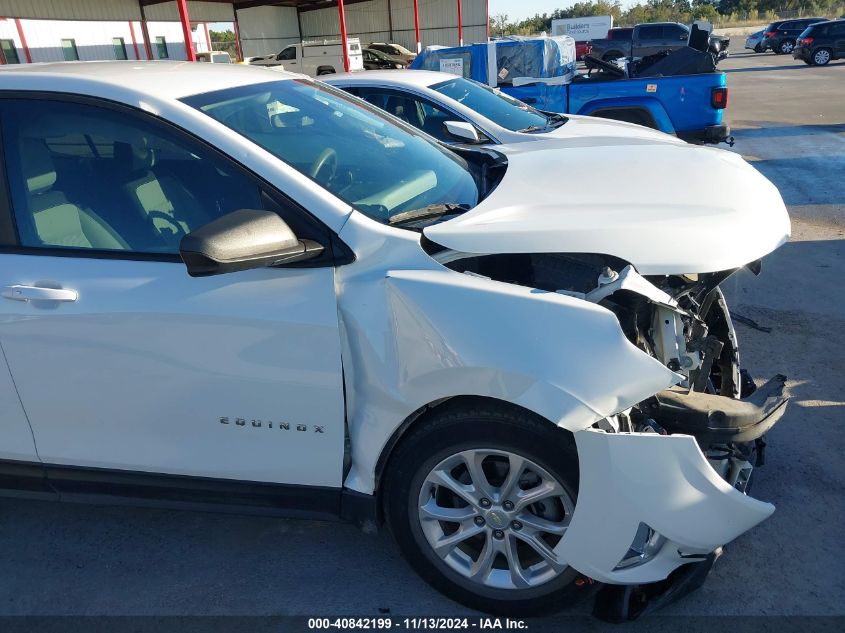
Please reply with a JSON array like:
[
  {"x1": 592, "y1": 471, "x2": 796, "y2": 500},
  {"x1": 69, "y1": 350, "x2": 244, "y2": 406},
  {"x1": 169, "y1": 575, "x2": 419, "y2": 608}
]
[{"x1": 410, "y1": 36, "x2": 577, "y2": 88}]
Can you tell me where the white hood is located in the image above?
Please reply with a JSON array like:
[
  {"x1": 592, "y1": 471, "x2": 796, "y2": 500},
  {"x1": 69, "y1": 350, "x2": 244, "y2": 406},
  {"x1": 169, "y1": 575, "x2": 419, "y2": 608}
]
[
  {"x1": 425, "y1": 140, "x2": 791, "y2": 275},
  {"x1": 545, "y1": 113, "x2": 686, "y2": 145}
]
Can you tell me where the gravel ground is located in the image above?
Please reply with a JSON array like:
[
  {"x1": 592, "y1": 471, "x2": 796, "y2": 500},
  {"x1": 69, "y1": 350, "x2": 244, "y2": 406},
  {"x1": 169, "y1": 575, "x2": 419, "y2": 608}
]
[{"x1": 0, "y1": 51, "x2": 843, "y2": 625}]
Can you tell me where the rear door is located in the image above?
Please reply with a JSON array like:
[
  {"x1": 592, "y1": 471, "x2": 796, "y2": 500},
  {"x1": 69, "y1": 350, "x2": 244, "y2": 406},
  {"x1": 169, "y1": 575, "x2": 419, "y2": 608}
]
[
  {"x1": 0, "y1": 182, "x2": 40, "y2": 467},
  {"x1": 830, "y1": 21, "x2": 845, "y2": 55},
  {"x1": 0, "y1": 95, "x2": 346, "y2": 490},
  {"x1": 635, "y1": 24, "x2": 664, "y2": 56}
]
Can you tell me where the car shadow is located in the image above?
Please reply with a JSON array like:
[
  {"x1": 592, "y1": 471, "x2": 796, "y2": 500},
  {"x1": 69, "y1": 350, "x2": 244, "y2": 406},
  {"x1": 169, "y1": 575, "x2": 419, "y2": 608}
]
[
  {"x1": 733, "y1": 122, "x2": 845, "y2": 138},
  {"x1": 724, "y1": 61, "x2": 845, "y2": 72}
]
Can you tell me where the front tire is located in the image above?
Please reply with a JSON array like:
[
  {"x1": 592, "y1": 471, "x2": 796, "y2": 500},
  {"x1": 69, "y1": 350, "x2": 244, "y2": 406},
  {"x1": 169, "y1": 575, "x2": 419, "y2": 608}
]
[
  {"x1": 754, "y1": 43, "x2": 763, "y2": 53},
  {"x1": 384, "y1": 401, "x2": 584, "y2": 616}
]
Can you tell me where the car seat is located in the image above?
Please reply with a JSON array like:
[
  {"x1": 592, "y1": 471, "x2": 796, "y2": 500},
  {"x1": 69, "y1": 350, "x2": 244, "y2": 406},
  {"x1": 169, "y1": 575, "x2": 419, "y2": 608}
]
[{"x1": 19, "y1": 139, "x2": 129, "y2": 250}]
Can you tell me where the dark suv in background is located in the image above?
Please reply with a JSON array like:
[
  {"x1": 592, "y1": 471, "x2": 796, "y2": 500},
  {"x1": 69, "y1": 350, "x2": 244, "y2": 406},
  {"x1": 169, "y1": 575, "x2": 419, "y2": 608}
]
[
  {"x1": 793, "y1": 19, "x2": 845, "y2": 65},
  {"x1": 762, "y1": 17, "x2": 827, "y2": 54}
]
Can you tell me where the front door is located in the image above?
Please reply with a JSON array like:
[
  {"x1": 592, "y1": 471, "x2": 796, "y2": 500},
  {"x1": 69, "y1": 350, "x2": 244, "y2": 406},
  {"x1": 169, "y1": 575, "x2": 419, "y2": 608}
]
[
  {"x1": 0, "y1": 96, "x2": 346, "y2": 488},
  {"x1": 831, "y1": 21, "x2": 845, "y2": 56}
]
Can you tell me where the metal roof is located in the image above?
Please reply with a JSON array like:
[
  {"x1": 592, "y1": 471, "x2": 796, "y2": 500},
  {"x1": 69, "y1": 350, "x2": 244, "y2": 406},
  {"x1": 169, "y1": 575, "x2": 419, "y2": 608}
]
[{"x1": 140, "y1": 0, "x2": 375, "y2": 14}]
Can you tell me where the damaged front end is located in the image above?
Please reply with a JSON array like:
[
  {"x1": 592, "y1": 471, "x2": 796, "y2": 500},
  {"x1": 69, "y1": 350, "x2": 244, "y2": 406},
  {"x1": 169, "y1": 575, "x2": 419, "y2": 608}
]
[{"x1": 434, "y1": 247, "x2": 788, "y2": 617}]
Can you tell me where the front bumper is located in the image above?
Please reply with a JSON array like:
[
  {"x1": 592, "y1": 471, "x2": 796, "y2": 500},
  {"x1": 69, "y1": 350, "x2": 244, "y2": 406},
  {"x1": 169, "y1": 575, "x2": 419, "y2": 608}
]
[
  {"x1": 556, "y1": 428, "x2": 775, "y2": 584},
  {"x1": 677, "y1": 123, "x2": 732, "y2": 145}
]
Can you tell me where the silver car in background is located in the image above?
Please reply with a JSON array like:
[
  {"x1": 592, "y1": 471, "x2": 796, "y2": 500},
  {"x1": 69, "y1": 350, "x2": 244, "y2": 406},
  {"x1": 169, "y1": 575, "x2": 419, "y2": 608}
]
[{"x1": 746, "y1": 30, "x2": 765, "y2": 52}]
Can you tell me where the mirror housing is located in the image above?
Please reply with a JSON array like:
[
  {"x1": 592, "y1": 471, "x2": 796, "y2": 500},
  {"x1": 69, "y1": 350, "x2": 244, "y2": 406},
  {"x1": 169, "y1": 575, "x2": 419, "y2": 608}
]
[
  {"x1": 444, "y1": 120, "x2": 481, "y2": 144},
  {"x1": 179, "y1": 209, "x2": 323, "y2": 277}
]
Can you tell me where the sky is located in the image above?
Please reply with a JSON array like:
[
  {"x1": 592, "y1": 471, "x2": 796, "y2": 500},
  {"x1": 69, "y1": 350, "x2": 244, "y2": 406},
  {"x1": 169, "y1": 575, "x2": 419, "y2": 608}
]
[{"x1": 489, "y1": 0, "x2": 636, "y2": 22}]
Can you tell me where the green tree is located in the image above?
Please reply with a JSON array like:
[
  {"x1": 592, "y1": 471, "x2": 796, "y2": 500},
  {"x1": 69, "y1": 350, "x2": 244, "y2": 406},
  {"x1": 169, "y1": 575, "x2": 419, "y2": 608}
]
[{"x1": 209, "y1": 29, "x2": 237, "y2": 57}]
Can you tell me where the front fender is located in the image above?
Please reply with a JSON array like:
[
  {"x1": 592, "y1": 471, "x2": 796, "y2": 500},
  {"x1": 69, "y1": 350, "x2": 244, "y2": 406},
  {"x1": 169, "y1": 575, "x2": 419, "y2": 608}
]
[{"x1": 339, "y1": 265, "x2": 679, "y2": 494}]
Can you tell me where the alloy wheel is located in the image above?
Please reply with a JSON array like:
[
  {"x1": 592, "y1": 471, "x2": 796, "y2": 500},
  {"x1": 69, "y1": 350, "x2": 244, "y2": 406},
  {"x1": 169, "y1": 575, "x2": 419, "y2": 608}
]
[
  {"x1": 781, "y1": 41, "x2": 795, "y2": 54},
  {"x1": 814, "y1": 49, "x2": 831, "y2": 65},
  {"x1": 417, "y1": 448, "x2": 574, "y2": 590}
]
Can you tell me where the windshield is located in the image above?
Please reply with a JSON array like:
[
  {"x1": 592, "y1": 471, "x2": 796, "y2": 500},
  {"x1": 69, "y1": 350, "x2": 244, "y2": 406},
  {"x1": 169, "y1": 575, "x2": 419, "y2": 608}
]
[
  {"x1": 430, "y1": 77, "x2": 563, "y2": 133},
  {"x1": 183, "y1": 79, "x2": 479, "y2": 224}
]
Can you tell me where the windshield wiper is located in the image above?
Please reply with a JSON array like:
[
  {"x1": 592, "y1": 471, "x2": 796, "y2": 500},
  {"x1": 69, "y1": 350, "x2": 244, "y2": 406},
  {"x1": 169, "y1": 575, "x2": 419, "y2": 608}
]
[
  {"x1": 388, "y1": 203, "x2": 469, "y2": 226},
  {"x1": 518, "y1": 124, "x2": 547, "y2": 133}
]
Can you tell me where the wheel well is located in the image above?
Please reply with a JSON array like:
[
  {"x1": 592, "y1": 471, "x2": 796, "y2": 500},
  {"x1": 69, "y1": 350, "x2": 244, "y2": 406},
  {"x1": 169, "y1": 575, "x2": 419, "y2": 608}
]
[
  {"x1": 588, "y1": 106, "x2": 658, "y2": 130},
  {"x1": 317, "y1": 66, "x2": 336, "y2": 75},
  {"x1": 372, "y1": 395, "x2": 566, "y2": 506}
]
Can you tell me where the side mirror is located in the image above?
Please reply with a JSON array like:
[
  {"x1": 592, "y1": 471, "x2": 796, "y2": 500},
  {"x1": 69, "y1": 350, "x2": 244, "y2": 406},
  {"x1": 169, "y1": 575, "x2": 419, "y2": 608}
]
[
  {"x1": 444, "y1": 120, "x2": 481, "y2": 143},
  {"x1": 179, "y1": 209, "x2": 323, "y2": 277}
]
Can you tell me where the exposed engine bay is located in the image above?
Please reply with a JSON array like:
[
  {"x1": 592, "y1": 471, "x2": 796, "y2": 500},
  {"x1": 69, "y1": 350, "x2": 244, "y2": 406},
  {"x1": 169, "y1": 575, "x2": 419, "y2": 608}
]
[{"x1": 432, "y1": 249, "x2": 788, "y2": 619}]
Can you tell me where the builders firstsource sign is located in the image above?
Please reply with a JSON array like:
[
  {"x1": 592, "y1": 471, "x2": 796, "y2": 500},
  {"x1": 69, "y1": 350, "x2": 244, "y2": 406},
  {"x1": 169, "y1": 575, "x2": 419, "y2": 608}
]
[{"x1": 551, "y1": 15, "x2": 613, "y2": 41}]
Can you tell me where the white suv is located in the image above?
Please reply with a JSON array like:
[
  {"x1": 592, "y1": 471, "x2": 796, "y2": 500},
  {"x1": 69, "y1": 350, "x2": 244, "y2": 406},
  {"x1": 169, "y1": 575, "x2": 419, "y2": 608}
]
[{"x1": 0, "y1": 62, "x2": 790, "y2": 616}]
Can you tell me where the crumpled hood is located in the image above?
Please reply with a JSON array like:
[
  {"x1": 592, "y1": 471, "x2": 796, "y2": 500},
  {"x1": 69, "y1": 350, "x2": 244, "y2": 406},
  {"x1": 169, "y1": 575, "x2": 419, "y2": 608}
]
[{"x1": 425, "y1": 141, "x2": 791, "y2": 275}]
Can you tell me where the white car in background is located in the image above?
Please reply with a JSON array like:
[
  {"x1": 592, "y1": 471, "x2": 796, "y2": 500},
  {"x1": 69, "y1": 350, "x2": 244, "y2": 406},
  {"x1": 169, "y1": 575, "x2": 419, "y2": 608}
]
[
  {"x1": 248, "y1": 38, "x2": 364, "y2": 77},
  {"x1": 324, "y1": 69, "x2": 683, "y2": 147},
  {"x1": 0, "y1": 62, "x2": 790, "y2": 617}
]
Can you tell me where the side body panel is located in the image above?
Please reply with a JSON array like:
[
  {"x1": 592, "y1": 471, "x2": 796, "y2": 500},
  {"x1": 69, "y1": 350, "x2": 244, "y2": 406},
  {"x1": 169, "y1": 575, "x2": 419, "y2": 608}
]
[
  {"x1": 567, "y1": 73, "x2": 726, "y2": 135},
  {"x1": 0, "y1": 255, "x2": 346, "y2": 487}
]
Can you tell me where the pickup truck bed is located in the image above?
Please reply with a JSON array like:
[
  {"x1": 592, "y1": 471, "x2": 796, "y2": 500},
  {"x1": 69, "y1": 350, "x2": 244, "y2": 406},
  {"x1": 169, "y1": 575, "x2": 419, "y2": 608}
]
[
  {"x1": 503, "y1": 70, "x2": 730, "y2": 144},
  {"x1": 410, "y1": 39, "x2": 731, "y2": 145}
]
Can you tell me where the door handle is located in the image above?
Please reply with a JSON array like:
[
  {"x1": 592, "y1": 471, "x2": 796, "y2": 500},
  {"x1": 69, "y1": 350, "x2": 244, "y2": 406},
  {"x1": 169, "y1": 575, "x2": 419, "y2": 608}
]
[{"x1": 2, "y1": 285, "x2": 78, "y2": 303}]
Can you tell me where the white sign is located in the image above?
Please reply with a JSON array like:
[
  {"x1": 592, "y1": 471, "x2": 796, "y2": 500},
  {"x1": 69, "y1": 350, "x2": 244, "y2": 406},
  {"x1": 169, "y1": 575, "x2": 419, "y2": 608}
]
[
  {"x1": 439, "y1": 57, "x2": 464, "y2": 76},
  {"x1": 551, "y1": 15, "x2": 613, "y2": 42}
]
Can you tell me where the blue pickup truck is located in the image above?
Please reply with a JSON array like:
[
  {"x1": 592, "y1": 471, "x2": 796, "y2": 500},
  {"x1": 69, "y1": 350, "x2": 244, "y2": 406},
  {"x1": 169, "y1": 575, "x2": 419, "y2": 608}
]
[{"x1": 410, "y1": 37, "x2": 731, "y2": 145}]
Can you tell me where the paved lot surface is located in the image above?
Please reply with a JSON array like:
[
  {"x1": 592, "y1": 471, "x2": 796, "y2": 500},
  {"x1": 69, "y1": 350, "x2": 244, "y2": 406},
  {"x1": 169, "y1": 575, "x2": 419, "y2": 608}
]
[{"x1": 0, "y1": 51, "x2": 843, "y2": 621}]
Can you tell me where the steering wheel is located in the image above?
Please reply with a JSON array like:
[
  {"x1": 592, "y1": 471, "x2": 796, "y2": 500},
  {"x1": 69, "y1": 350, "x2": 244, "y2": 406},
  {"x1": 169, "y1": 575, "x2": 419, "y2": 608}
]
[{"x1": 309, "y1": 148, "x2": 338, "y2": 185}]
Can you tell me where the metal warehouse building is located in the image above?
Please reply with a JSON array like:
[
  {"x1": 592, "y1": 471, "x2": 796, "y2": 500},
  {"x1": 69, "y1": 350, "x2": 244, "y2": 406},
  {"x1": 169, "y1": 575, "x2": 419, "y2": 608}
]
[{"x1": 0, "y1": 0, "x2": 489, "y2": 64}]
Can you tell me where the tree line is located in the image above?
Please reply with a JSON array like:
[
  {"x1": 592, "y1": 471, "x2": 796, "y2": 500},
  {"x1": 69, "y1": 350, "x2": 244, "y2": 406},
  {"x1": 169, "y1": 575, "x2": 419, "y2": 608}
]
[{"x1": 489, "y1": 0, "x2": 845, "y2": 35}]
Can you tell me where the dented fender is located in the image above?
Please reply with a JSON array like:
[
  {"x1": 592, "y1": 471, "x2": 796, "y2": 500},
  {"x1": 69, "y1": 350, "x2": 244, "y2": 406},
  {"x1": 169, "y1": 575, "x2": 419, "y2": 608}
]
[{"x1": 336, "y1": 216, "x2": 680, "y2": 493}]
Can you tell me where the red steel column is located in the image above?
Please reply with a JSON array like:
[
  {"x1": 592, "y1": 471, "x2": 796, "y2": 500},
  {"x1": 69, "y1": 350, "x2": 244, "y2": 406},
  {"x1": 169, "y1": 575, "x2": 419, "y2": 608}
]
[
  {"x1": 485, "y1": 0, "x2": 489, "y2": 39},
  {"x1": 413, "y1": 0, "x2": 421, "y2": 53},
  {"x1": 128, "y1": 21, "x2": 141, "y2": 59},
  {"x1": 175, "y1": 0, "x2": 196, "y2": 61},
  {"x1": 457, "y1": 0, "x2": 463, "y2": 46},
  {"x1": 337, "y1": 0, "x2": 350, "y2": 72},
  {"x1": 139, "y1": 2, "x2": 153, "y2": 59},
  {"x1": 232, "y1": 15, "x2": 243, "y2": 62},
  {"x1": 14, "y1": 18, "x2": 32, "y2": 63},
  {"x1": 203, "y1": 22, "x2": 211, "y2": 52}
]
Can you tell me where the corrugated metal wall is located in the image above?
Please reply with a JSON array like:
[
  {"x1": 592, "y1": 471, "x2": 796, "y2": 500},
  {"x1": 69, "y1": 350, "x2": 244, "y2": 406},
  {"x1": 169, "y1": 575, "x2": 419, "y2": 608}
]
[
  {"x1": 143, "y1": 1, "x2": 234, "y2": 23},
  {"x1": 297, "y1": 0, "x2": 487, "y2": 51},
  {"x1": 0, "y1": 0, "x2": 140, "y2": 20},
  {"x1": 0, "y1": 0, "x2": 233, "y2": 22},
  {"x1": 237, "y1": 5, "x2": 301, "y2": 58},
  {"x1": 0, "y1": 0, "x2": 487, "y2": 60},
  {"x1": 0, "y1": 18, "x2": 209, "y2": 62}
]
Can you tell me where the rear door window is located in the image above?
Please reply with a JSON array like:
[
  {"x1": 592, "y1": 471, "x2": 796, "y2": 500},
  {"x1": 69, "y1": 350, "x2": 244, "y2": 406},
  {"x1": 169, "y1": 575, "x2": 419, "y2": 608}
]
[{"x1": 638, "y1": 25, "x2": 662, "y2": 40}]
